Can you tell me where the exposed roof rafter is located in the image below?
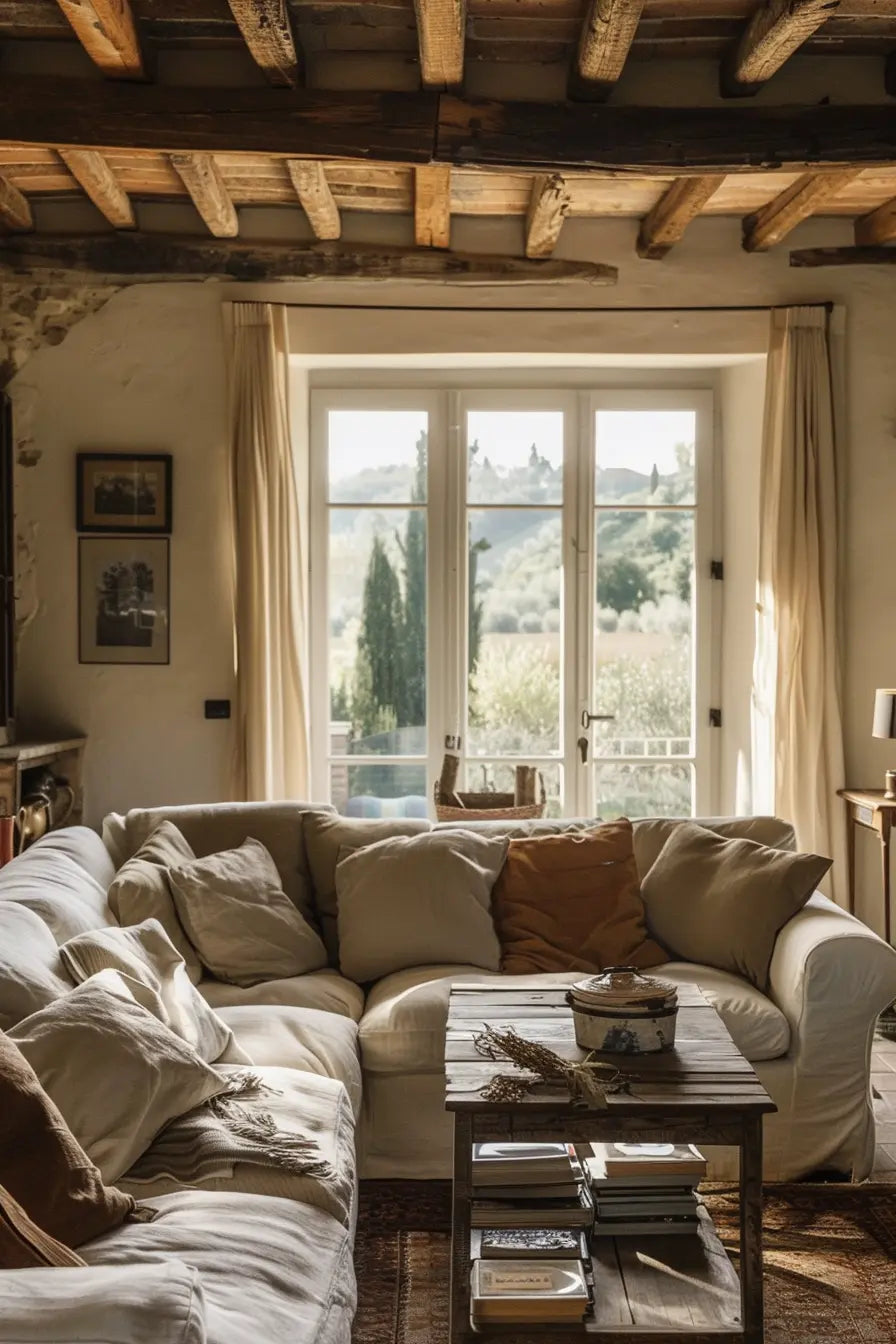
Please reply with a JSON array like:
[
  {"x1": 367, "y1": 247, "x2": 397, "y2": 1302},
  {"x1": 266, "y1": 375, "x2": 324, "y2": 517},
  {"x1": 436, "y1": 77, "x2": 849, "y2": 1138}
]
[
  {"x1": 574, "y1": 0, "x2": 645, "y2": 100},
  {"x1": 225, "y1": 1, "x2": 302, "y2": 88},
  {"x1": 855, "y1": 197, "x2": 896, "y2": 245},
  {"x1": 525, "y1": 173, "x2": 571, "y2": 258},
  {"x1": 414, "y1": 163, "x2": 452, "y2": 249},
  {"x1": 637, "y1": 175, "x2": 724, "y2": 259},
  {"x1": 742, "y1": 168, "x2": 861, "y2": 251},
  {"x1": 413, "y1": 0, "x2": 466, "y2": 88},
  {"x1": 288, "y1": 160, "x2": 341, "y2": 240},
  {"x1": 0, "y1": 173, "x2": 32, "y2": 232},
  {"x1": 722, "y1": 0, "x2": 840, "y2": 97},
  {"x1": 169, "y1": 152, "x2": 239, "y2": 237},
  {"x1": 58, "y1": 149, "x2": 135, "y2": 228},
  {"x1": 54, "y1": 0, "x2": 145, "y2": 79}
]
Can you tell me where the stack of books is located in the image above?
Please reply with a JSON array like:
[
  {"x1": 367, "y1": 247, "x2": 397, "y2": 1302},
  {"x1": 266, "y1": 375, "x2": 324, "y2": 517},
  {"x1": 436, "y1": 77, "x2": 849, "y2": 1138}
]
[
  {"x1": 585, "y1": 1142, "x2": 707, "y2": 1237},
  {"x1": 470, "y1": 1142, "x2": 594, "y2": 1229},
  {"x1": 471, "y1": 1259, "x2": 591, "y2": 1326}
]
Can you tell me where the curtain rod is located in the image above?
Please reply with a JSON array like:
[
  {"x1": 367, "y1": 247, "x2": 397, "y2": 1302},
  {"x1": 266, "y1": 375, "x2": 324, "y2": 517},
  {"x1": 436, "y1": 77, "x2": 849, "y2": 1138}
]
[{"x1": 281, "y1": 301, "x2": 834, "y2": 315}]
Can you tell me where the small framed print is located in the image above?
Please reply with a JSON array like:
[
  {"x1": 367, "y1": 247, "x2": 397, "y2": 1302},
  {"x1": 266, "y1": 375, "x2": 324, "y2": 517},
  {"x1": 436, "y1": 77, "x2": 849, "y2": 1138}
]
[
  {"x1": 79, "y1": 536, "x2": 170, "y2": 665},
  {"x1": 77, "y1": 452, "x2": 172, "y2": 533}
]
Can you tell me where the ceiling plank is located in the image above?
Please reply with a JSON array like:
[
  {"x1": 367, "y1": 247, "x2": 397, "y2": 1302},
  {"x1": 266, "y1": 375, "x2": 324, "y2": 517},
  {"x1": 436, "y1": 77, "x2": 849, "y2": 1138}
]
[
  {"x1": 854, "y1": 197, "x2": 896, "y2": 245},
  {"x1": 225, "y1": 2, "x2": 302, "y2": 88},
  {"x1": 414, "y1": 163, "x2": 451, "y2": 248},
  {"x1": 57, "y1": 148, "x2": 135, "y2": 228},
  {"x1": 636, "y1": 174, "x2": 724, "y2": 259},
  {"x1": 169, "y1": 153, "x2": 239, "y2": 237},
  {"x1": 790, "y1": 246, "x2": 896, "y2": 266},
  {"x1": 0, "y1": 232, "x2": 619, "y2": 286},
  {"x1": 413, "y1": 0, "x2": 466, "y2": 88},
  {"x1": 0, "y1": 174, "x2": 32, "y2": 232},
  {"x1": 54, "y1": 1, "x2": 145, "y2": 79},
  {"x1": 525, "y1": 173, "x2": 571, "y2": 258},
  {"x1": 721, "y1": 0, "x2": 841, "y2": 97},
  {"x1": 288, "y1": 160, "x2": 340, "y2": 240},
  {"x1": 742, "y1": 167, "x2": 861, "y2": 250},
  {"x1": 574, "y1": 0, "x2": 646, "y2": 100}
]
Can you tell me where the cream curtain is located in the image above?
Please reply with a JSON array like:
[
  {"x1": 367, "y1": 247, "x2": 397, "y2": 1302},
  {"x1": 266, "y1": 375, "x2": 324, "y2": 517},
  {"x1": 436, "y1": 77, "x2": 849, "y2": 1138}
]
[
  {"x1": 228, "y1": 302, "x2": 309, "y2": 799},
  {"x1": 752, "y1": 306, "x2": 847, "y2": 902}
]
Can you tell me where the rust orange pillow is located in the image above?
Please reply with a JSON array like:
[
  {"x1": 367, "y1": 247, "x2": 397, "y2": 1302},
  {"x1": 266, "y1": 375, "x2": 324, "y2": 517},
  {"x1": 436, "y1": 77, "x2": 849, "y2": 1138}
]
[{"x1": 491, "y1": 820, "x2": 667, "y2": 975}]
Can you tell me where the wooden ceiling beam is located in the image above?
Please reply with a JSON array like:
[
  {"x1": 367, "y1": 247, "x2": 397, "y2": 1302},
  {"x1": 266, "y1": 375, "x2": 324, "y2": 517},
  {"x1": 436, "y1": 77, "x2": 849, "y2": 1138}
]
[
  {"x1": 0, "y1": 233, "x2": 619, "y2": 286},
  {"x1": 54, "y1": 1, "x2": 145, "y2": 79},
  {"x1": 57, "y1": 149, "x2": 134, "y2": 229},
  {"x1": 791, "y1": 246, "x2": 896, "y2": 266},
  {"x1": 525, "y1": 173, "x2": 571, "y2": 258},
  {"x1": 742, "y1": 167, "x2": 861, "y2": 250},
  {"x1": 0, "y1": 175, "x2": 32, "y2": 232},
  {"x1": 854, "y1": 198, "x2": 896, "y2": 245},
  {"x1": 721, "y1": 0, "x2": 841, "y2": 97},
  {"x1": 887, "y1": 54, "x2": 896, "y2": 98},
  {"x1": 414, "y1": 163, "x2": 451, "y2": 249},
  {"x1": 288, "y1": 161, "x2": 340, "y2": 240},
  {"x1": 226, "y1": 2, "x2": 302, "y2": 88},
  {"x1": 573, "y1": 0, "x2": 646, "y2": 100},
  {"x1": 169, "y1": 153, "x2": 238, "y2": 237},
  {"x1": 636, "y1": 175, "x2": 724, "y2": 260},
  {"x1": 413, "y1": 0, "x2": 466, "y2": 88}
]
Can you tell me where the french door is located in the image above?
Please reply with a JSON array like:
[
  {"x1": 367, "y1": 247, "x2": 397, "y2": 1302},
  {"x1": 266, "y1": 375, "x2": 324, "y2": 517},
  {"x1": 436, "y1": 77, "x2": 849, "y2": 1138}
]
[{"x1": 309, "y1": 386, "x2": 714, "y2": 819}]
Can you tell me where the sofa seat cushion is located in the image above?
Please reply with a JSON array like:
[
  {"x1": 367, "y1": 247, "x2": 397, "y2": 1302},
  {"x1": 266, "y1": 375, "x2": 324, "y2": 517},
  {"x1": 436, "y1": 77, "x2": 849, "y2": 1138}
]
[
  {"x1": 81, "y1": 1189, "x2": 356, "y2": 1344},
  {"x1": 360, "y1": 962, "x2": 790, "y2": 1075},
  {"x1": 199, "y1": 969, "x2": 364, "y2": 1022},
  {"x1": 215, "y1": 1005, "x2": 362, "y2": 1118}
]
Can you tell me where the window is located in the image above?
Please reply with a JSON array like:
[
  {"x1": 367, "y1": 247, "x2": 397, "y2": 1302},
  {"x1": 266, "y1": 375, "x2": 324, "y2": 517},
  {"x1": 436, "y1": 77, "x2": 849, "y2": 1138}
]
[{"x1": 310, "y1": 385, "x2": 714, "y2": 819}]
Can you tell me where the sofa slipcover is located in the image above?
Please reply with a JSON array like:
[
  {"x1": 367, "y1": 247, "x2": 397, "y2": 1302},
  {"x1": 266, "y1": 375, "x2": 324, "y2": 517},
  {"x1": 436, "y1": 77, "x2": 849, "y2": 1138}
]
[{"x1": 216, "y1": 1004, "x2": 362, "y2": 1117}]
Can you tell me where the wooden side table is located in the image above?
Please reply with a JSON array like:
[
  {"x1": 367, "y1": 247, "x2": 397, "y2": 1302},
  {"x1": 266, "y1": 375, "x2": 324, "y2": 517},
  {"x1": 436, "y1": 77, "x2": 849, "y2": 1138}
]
[{"x1": 837, "y1": 788, "x2": 896, "y2": 946}]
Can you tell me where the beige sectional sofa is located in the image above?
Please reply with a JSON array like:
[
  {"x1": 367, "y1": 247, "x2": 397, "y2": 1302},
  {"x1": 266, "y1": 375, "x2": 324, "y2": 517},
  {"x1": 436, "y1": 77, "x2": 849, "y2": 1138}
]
[{"x1": 3, "y1": 801, "x2": 896, "y2": 1342}]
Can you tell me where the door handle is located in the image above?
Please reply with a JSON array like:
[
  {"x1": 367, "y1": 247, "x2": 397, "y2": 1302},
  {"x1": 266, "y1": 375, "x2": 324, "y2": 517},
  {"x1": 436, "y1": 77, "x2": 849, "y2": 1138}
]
[{"x1": 581, "y1": 710, "x2": 616, "y2": 729}]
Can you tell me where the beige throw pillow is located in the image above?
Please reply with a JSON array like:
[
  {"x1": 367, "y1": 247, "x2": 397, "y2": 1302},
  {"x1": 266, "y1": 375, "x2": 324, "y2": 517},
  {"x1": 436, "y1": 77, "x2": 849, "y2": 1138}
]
[
  {"x1": 640, "y1": 821, "x2": 832, "y2": 990},
  {"x1": 335, "y1": 828, "x2": 508, "y2": 983},
  {"x1": 168, "y1": 838, "x2": 328, "y2": 988},
  {"x1": 59, "y1": 919, "x2": 249, "y2": 1065},
  {"x1": 108, "y1": 822, "x2": 202, "y2": 983}
]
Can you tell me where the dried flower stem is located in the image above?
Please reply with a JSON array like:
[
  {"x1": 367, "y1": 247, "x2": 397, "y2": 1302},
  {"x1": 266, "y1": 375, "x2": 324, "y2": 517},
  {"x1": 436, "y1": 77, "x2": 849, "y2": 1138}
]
[{"x1": 473, "y1": 1025, "x2": 626, "y2": 1108}]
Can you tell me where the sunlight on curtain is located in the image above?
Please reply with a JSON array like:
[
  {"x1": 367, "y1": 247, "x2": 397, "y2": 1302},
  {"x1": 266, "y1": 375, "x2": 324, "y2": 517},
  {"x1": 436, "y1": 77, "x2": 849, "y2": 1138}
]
[
  {"x1": 228, "y1": 302, "x2": 309, "y2": 799},
  {"x1": 752, "y1": 306, "x2": 847, "y2": 902}
]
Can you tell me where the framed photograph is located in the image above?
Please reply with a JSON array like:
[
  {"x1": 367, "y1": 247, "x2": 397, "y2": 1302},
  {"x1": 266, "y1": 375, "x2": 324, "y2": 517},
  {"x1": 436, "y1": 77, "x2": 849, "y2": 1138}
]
[
  {"x1": 76, "y1": 452, "x2": 172, "y2": 533},
  {"x1": 79, "y1": 536, "x2": 170, "y2": 665}
]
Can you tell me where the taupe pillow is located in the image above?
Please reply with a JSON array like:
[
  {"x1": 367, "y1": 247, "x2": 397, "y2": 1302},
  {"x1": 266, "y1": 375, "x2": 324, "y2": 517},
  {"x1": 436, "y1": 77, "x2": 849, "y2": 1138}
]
[
  {"x1": 108, "y1": 822, "x2": 202, "y2": 983},
  {"x1": 168, "y1": 838, "x2": 328, "y2": 988},
  {"x1": 640, "y1": 821, "x2": 831, "y2": 990},
  {"x1": 335, "y1": 828, "x2": 508, "y2": 983}
]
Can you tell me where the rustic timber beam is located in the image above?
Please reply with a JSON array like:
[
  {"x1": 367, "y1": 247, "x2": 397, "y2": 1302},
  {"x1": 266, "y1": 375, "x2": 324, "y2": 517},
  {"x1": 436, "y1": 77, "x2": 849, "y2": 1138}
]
[
  {"x1": 288, "y1": 162, "x2": 341, "y2": 240},
  {"x1": 854, "y1": 198, "x2": 896, "y2": 246},
  {"x1": 887, "y1": 54, "x2": 896, "y2": 98},
  {"x1": 226, "y1": 1, "x2": 302, "y2": 88},
  {"x1": 413, "y1": 0, "x2": 466, "y2": 88},
  {"x1": 0, "y1": 233, "x2": 618, "y2": 286},
  {"x1": 54, "y1": 0, "x2": 145, "y2": 79},
  {"x1": 721, "y1": 0, "x2": 840, "y2": 98},
  {"x1": 0, "y1": 175, "x2": 32, "y2": 232},
  {"x1": 58, "y1": 149, "x2": 135, "y2": 229},
  {"x1": 170, "y1": 154, "x2": 238, "y2": 237},
  {"x1": 636, "y1": 175, "x2": 724, "y2": 260},
  {"x1": 742, "y1": 168, "x2": 861, "y2": 251},
  {"x1": 414, "y1": 164, "x2": 451, "y2": 249},
  {"x1": 573, "y1": 0, "x2": 645, "y2": 101},
  {"x1": 790, "y1": 246, "x2": 896, "y2": 266},
  {"x1": 525, "y1": 174, "x2": 571, "y2": 259}
]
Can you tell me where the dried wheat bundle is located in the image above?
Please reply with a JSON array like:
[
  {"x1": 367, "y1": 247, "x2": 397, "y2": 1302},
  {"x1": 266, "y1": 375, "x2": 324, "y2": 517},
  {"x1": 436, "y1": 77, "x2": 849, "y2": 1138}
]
[{"x1": 473, "y1": 1024, "x2": 625, "y2": 1108}]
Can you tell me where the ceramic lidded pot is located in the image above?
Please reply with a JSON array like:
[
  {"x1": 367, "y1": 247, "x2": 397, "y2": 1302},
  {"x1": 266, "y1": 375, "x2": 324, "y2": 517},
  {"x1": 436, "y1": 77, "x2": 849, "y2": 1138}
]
[{"x1": 566, "y1": 966, "x2": 679, "y2": 1055}]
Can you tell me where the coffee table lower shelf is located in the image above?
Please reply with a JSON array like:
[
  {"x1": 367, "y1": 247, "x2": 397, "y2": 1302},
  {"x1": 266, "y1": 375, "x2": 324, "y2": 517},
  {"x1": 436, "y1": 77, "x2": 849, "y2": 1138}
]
[{"x1": 465, "y1": 1206, "x2": 742, "y2": 1342}]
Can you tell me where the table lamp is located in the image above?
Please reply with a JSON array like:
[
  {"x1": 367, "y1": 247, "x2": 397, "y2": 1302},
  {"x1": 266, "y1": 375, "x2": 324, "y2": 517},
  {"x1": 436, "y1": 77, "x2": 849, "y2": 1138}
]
[{"x1": 872, "y1": 689, "x2": 896, "y2": 799}]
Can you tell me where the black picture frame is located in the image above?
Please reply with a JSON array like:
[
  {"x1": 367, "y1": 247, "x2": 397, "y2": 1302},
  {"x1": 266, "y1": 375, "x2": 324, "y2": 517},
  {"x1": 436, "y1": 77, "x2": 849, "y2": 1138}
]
[
  {"x1": 76, "y1": 452, "x2": 172, "y2": 534},
  {"x1": 78, "y1": 536, "x2": 170, "y2": 666}
]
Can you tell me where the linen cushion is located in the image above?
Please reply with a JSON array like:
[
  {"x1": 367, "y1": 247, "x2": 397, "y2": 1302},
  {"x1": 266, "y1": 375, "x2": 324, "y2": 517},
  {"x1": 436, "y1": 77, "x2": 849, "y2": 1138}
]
[
  {"x1": 109, "y1": 821, "x2": 202, "y2": 983},
  {"x1": 60, "y1": 919, "x2": 249, "y2": 1064},
  {"x1": 0, "y1": 903, "x2": 73, "y2": 1030},
  {"x1": 0, "y1": 836, "x2": 115, "y2": 943},
  {"x1": 656, "y1": 962, "x2": 790, "y2": 1061},
  {"x1": 335, "y1": 828, "x2": 507, "y2": 983},
  {"x1": 215, "y1": 1004, "x2": 362, "y2": 1117},
  {"x1": 491, "y1": 820, "x2": 666, "y2": 975},
  {"x1": 199, "y1": 968, "x2": 364, "y2": 1021},
  {"x1": 632, "y1": 815, "x2": 797, "y2": 881},
  {"x1": 303, "y1": 811, "x2": 432, "y2": 962},
  {"x1": 0, "y1": 1030, "x2": 134, "y2": 1254},
  {"x1": 9, "y1": 971, "x2": 232, "y2": 1183},
  {"x1": 168, "y1": 838, "x2": 328, "y2": 987},
  {"x1": 640, "y1": 821, "x2": 831, "y2": 990}
]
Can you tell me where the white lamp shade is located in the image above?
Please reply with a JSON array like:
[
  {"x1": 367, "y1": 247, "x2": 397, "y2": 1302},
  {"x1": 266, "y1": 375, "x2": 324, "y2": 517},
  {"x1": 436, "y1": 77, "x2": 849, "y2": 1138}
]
[{"x1": 872, "y1": 689, "x2": 896, "y2": 740}]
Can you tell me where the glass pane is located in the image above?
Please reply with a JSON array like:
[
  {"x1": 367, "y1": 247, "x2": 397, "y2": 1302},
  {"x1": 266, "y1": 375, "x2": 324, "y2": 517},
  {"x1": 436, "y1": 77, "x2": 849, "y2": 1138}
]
[
  {"x1": 463, "y1": 761, "x2": 563, "y2": 820},
  {"x1": 593, "y1": 510, "x2": 694, "y2": 752},
  {"x1": 467, "y1": 509, "x2": 562, "y2": 757},
  {"x1": 328, "y1": 410, "x2": 428, "y2": 503},
  {"x1": 328, "y1": 507, "x2": 425, "y2": 756},
  {"x1": 595, "y1": 410, "x2": 695, "y2": 505},
  {"x1": 329, "y1": 762, "x2": 428, "y2": 818},
  {"x1": 467, "y1": 411, "x2": 563, "y2": 505},
  {"x1": 594, "y1": 762, "x2": 694, "y2": 819}
]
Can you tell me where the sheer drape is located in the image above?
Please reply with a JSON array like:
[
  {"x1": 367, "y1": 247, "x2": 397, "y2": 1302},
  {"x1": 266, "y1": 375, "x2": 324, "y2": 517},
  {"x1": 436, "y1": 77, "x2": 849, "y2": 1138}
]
[
  {"x1": 228, "y1": 302, "x2": 309, "y2": 799},
  {"x1": 752, "y1": 306, "x2": 847, "y2": 902}
]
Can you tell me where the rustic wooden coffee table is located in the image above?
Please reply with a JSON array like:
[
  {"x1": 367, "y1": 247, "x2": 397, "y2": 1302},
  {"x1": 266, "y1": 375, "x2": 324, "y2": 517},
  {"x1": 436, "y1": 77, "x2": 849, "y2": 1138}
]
[{"x1": 445, "y1": 982, "x2": 776, "y2": 1344}]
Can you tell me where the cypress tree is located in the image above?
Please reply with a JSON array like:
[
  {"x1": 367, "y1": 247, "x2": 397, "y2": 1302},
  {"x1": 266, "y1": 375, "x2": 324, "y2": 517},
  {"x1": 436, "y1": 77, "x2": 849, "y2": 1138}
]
[{"x1": 351, "y1": 534, "x2": 403, "y2": 740}]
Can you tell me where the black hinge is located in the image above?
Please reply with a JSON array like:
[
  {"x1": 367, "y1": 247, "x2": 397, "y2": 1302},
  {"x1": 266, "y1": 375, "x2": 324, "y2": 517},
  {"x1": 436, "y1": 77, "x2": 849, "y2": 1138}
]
[
  {"x1": 709, "y1": 708, "x2": 722, "y2": 728},
  {"x1": 710, "y1": 560, "x2": 724, "y2": 580}
]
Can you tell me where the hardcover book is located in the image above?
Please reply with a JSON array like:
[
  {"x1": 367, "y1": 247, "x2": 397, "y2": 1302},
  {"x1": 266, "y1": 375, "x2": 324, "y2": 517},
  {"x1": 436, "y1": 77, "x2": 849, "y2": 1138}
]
[
  {"x1": 471, "y1": 1228, "x2": 589, "y2": 1260},
  {"x1": 471, "y1": 1259, "x2": 589, "y2": 1321}
]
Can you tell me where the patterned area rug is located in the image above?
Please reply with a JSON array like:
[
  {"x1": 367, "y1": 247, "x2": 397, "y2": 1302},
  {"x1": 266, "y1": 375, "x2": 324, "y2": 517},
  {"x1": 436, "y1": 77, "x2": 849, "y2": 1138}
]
[{"x1": 353, "y1": 1181, "x2": 896, "y2": 1344}]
